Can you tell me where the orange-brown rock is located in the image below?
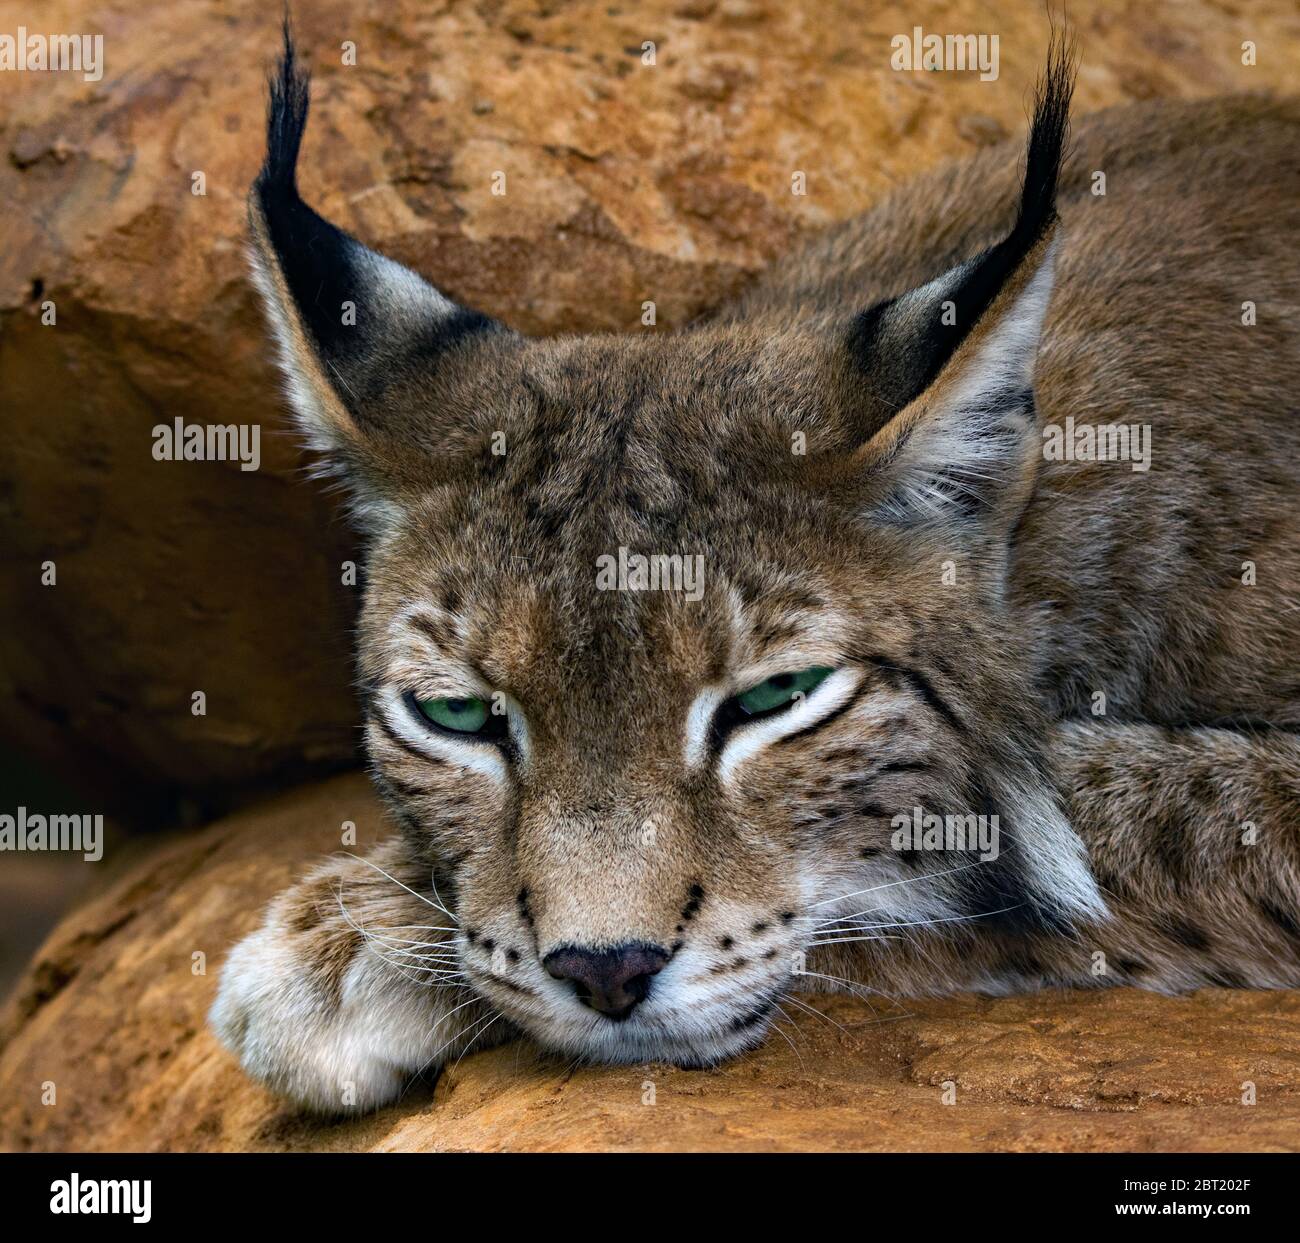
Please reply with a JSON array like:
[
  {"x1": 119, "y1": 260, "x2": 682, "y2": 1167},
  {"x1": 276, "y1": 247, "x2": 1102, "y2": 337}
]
[
  {"x1": 1, "y1": 773, "x2": 1297, "y2": 1152},
  {"x1": 2, "y1": 0, "x2": 1296, "y2": 817}
]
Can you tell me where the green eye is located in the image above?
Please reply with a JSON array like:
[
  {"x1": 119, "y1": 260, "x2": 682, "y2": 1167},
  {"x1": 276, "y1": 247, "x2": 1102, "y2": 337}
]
[
  {"x1": 736, "y1": 667, "x2": 833, "y2": 716},
  {"x1": 416, "y1": 696, "x2": 490, "y2": 733}
]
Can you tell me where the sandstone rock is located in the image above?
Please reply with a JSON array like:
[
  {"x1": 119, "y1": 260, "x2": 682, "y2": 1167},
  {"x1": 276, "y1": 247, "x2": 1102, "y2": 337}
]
[
  {"x1": 2, "y1": 774, "x2": 1298, "y2": 1152},
  {"x1": 2, "y1": 0, "x2": 1296, "y2": 817}
]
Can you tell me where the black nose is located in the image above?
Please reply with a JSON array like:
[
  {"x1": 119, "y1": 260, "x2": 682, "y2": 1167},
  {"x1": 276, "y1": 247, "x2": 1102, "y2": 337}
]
[{"x1": 543, "y1": 943, "x2": 669, "y2": 1020}]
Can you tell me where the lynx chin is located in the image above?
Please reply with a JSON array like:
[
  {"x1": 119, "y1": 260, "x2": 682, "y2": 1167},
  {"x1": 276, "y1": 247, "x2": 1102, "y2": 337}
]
[{"x1": 210, "y1": 26, "x2": 1300, "y2": 1114}]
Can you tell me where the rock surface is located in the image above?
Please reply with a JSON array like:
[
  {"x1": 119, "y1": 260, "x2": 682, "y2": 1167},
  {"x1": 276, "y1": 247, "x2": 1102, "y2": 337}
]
[
  {"x1": 1, "y1": 773, "x2": 1298, "y2": 1152},
  {"x1": 2, "y1": 0, "x2": 1296, "y2": 818}
]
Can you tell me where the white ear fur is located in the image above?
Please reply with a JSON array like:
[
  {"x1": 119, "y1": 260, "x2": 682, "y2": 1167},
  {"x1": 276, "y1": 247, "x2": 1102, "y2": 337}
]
[
  {"x1": 934, "y1": 238, "x2": 1057, "y2": 421},
  {"x1": 246, "y1": 241, "x2": 343, "y2": 459},
  {"x1": 247, "y1": 233, "x2": 424, "y2": 537},
  {"x1": 867, "y1": 239, "x2": 1057, "y2": 529},
  {"x1": 246, "y1": 232, "x2": 465, "y2": 456}
]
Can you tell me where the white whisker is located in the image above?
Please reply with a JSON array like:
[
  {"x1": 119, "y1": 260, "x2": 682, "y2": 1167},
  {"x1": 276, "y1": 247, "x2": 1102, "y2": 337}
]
[
  {"x1": 810, "y1": 902, "x2": 1025, "y2": 941},
  {"x1": 805, "y1": 933, "x2": 905, "y2": 947},
  {"x1": 342, "y1": 851, "x2": 455, "y2": 918},
  {"x1": 807, "y1": 857, "x2": 988, "y2": 913},
  {"x1": 450, "y1": 1013, "x2": 505, "y2": 1073},
  {"x1": 768, "y1": 1003, "x2": 807, "y2": 1067},
  {"x1": 781, "y1": 993, "x2": 850, "y2": 1036}
]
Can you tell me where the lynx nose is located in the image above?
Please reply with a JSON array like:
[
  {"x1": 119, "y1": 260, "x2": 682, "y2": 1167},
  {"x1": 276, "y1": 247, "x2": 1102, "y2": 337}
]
[{"x1": 543, "y1": 943, "x2": 669, "y2": 1021}]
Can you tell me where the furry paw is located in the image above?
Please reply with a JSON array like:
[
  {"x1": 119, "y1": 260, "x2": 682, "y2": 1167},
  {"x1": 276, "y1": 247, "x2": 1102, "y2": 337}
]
[{"x1": 210, "y1": 920, "x2": 411, "y2": 1114}]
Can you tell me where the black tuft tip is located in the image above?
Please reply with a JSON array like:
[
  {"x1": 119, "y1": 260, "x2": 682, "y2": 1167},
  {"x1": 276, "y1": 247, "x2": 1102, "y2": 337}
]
[
  {"x1": 1014, "y1": 21, "x2": 1078, "y2": 251},
  {"x1": 259, "y1": 18, "x2": 310, "y2": 198}
]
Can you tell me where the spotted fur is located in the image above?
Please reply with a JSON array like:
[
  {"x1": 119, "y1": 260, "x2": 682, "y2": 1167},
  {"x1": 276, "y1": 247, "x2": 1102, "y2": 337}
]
[{"x1": 211, "y1": 27, "x2": 1300, "y2": 1112}]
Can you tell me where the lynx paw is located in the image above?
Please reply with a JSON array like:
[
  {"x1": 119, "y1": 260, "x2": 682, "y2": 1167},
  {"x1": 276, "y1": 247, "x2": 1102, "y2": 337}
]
[{"x1": 211, "y1": 920, "x2": 416, "y2": 1114}]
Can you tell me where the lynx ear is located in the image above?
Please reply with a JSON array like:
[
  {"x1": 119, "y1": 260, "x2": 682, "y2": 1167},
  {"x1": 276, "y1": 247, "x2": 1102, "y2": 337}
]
[
  {"x1": 849, "y1": 35, "x2": 1074, "y2": 535},
  {"x1": 247, "y1": 27, "x2": 507, "y2": 474}
]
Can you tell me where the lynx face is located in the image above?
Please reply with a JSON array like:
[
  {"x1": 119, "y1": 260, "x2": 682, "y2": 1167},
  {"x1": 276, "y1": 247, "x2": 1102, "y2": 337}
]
[{"x1": 250, "y1": 38, "x2": 1103, "y2": 1064}]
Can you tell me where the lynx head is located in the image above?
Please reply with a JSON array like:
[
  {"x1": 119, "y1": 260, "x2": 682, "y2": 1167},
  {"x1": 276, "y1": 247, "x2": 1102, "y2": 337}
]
[{"x1": 249, "y1": 29, "x2": 1103, "y2": 1065}]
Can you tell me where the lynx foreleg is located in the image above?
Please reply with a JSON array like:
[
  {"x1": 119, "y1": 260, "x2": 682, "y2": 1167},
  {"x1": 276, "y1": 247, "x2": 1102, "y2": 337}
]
[
  {"x1": 210, "y1": 839, "x2": 504, "y2": 1113},
  {"x1": 814, "y1": 722, "x2": 1300, "y2": 998}
]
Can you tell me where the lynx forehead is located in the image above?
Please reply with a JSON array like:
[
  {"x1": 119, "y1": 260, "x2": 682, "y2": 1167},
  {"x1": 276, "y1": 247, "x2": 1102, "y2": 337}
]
[{"x1": 210, "y1": 24, "x2": 1300, "y2": 1112}]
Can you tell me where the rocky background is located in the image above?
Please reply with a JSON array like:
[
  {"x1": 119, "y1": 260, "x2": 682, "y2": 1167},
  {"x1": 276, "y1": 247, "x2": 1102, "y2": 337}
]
[{"x1": 1, "y1": 0, "x2": 1298, "y2": 1149}]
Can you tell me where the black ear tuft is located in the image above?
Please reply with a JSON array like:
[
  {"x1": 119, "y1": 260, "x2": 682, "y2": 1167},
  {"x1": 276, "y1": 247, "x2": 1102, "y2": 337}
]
[
  {"x1": 259, "y1": 19, "x2": 310, "y2": 201},
  {"x1": 1013, "y1": 24, "x2": 1077, "y2": 259},
  {"x1": 848, "y1": 28, "x2": 1076, "y2": 418},
  {"x1": 251, "y1": 21, "x2": 368, "y2": 375},
  {"x1": 245, "y1": 21, "x2": 510, "y2": 463}
]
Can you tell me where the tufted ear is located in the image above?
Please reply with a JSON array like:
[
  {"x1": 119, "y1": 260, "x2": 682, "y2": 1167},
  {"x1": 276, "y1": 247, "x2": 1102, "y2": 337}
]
[
  {"x1": 247, "y1": 25, "x2": 509, "y2": 512},
  {"x1": 849, "y1": 34, "x2": 1074, "y2": 537}
]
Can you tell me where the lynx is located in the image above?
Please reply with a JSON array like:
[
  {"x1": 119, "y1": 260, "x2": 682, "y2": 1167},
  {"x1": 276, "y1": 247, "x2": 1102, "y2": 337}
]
[{"x1": 210, "y1": 29, "x2": 1300, "y2": 1113}]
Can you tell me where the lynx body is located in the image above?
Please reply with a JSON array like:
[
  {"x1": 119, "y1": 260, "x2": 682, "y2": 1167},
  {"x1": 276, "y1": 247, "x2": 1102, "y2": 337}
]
[{"x1": 211, "y1": 32, "x2": 1300, "y2": 1112}]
